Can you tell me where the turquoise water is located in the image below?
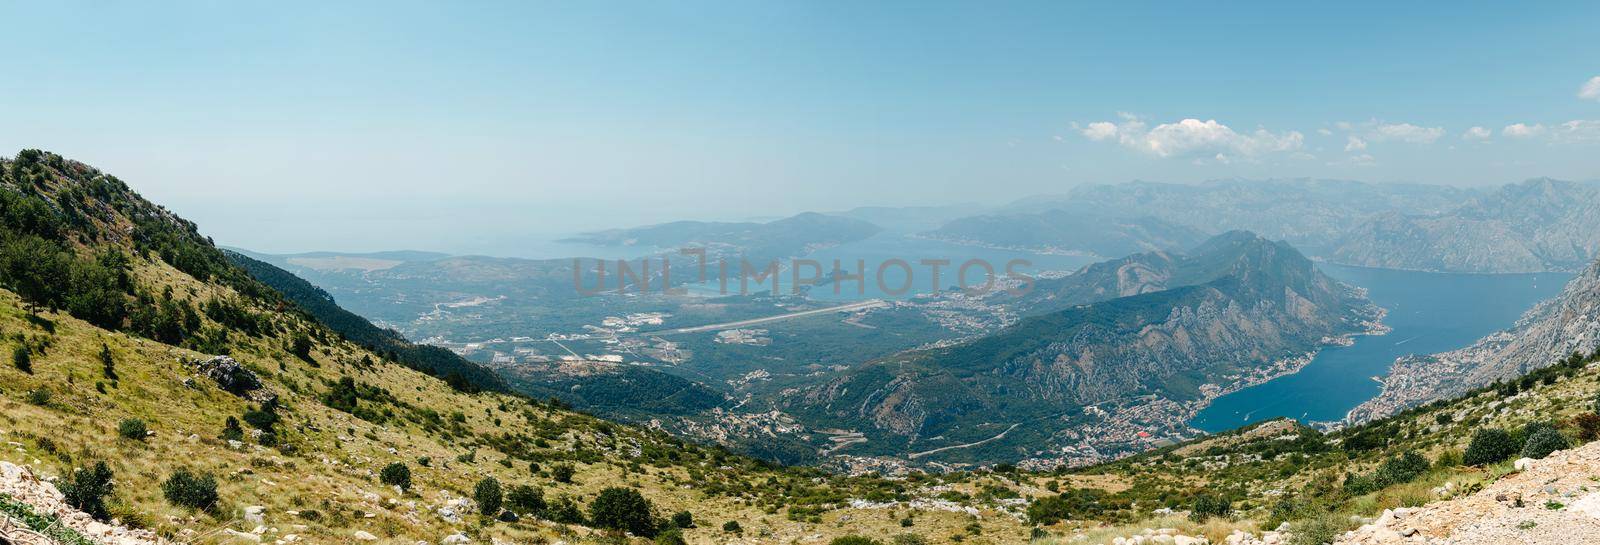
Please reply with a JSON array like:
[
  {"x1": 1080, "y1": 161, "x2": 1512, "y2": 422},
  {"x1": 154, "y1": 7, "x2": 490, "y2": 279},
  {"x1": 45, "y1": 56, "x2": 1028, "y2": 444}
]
[{"x1": 1188, "y1": 264, "x2": 1572, "y2": 432}]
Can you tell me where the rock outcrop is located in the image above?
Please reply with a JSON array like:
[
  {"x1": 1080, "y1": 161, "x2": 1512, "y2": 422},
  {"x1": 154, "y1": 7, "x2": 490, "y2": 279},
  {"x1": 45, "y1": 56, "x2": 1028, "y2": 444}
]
[
  {"x1": 0, "y1": 461, "x2": 170, "y2": 545},
  {"x1": 1335, "y1": 441, "x2": 1600, "y2": 544}
]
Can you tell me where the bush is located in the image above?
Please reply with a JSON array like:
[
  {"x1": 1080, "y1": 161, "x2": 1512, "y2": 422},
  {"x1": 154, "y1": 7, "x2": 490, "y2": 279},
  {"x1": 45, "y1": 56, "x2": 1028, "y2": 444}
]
[
  {"x1": 288, "y1": 333, "x2": 313, "y2": 361},
  {"x1": 220, "y1": 417, "x2": 244, "y2": 442},
  {"x1": 379, "y1": 462, "x2": 411, "y2": 491},
  {"x1": 162, "y1": 469, "x2": 219, "y2": 511},
  {"x1": 1463, "y1": 428, "x2": 1518, "y2": 466},
  {"x1": 893, "y1": 535, "x2": 929, "y2": 545},
  {"x1": 590, "y1": 487, "x2": 657, "y2": 537},
  {"x1": 1189, "y1": 493, "x2": 1232, "y2": 522},
  {"x1": 1575, "y1": 413, "x2": 1600, "y2": 442},
  {"x1": 723, "y1": 520, "x2": 743, "y2": 533},
  {"x1": 654, "y1": 528, "x2": 687, "y2": 545},
  {"x1": 61, "y1": 461, "x2": 114, "y2": 521},
  {"x1": 546, "y1": 494, "x2": 585, "y2": 524},
  {"x1": 25, "y1": 388, "x2": 50, "y2": 406},
  {"x1": 670, "y1": 510, "x2": 694, "y2": 529},
  {"x1": 475, "y1": 477, "x2": 503, "y2": 517},
  {"x1": 507, "y1": 484, "x2": 545, "y2": 515},
  {"x1": 1290, "y1": 513, "x2": 1349, "y2": 545},
  {"x1": 551, "y1": 463, "x2": 575, "y2": 483},
  {"x1": 1374, "y1": 451, "x2": 1430, "y2": 486},
  {"x1": 117, "y1": 418, "x2": 148, "y2": 441},
  {"x1": 1521, "y1": 428, "x2": 1569, "y2": 460},
  {"x1": 829, "y1": 537, "x2": 884, "y2": 545},
  {"x1": 1343, "y1": 472, "x2": 1379, "y2": 496},
  {"x1": 12, "y1": 345, "x2": 30, "y2": 373}
]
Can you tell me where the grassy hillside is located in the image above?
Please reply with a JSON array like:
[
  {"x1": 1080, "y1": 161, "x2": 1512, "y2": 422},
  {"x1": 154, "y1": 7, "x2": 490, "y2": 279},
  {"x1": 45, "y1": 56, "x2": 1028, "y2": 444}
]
[{"x1": 0, "y1": 150, "x2": 1040, "y2": 544}]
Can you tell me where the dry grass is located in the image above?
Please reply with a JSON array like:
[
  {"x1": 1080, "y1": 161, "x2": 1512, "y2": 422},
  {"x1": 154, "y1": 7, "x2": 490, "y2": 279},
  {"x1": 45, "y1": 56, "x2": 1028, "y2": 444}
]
[{"x1": 0, "y1": 260, "x2": 1031, "y2": 544}]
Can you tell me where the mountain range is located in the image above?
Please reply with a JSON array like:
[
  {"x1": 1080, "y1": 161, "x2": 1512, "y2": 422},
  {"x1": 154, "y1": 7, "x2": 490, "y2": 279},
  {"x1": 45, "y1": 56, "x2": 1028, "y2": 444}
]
[
  {"x1": 938, "y1": 177, "x2": 1600, "y2": 273},
  {"x1": 783, "y1": 232, "x2": 1378, "y2": 463}
]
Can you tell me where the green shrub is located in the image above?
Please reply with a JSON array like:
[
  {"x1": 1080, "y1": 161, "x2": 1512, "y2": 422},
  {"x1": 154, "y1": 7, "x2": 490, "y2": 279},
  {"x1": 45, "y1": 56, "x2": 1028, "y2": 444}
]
[
  {"x1": 117, "y1": 419, "x2": 147, "y2": 441},
  {"x1": 507, "y1": 485, "x2": 545, "y2": 516},
  {"x1": 162, "y1": 469, "x2": 218, "y2": 511},
  {"x1": 829, "y1": 537, "x2": 884, "y2": 545},
  {"x1": 474, "y1": 477, "x2": 503, "y2": 517},
  {"x1": 1374, "y1": 451, "x2": 1430, "y2": 485},
  {"x1": 25, "y1": 388, "x2": 50, "y2": 406},
  {"x1": 546, "y1": 494, "x2": 585, "y2": 524},
  {"x1": 1463, "y1": 428, "x2": 1518, "y2": 466},
  {"x1": 1521, "y1": 428, "x2": 1569, "y2": 460},
  {"x1": 654, "y1": 528, "x2": 687, "y2": 545},
  {"x1": 589, "y1": 487, "x2": 657, "y2": 537},
  {"x1": 893, "y1": 535, "x2": 928, "y2": 545},
  {"x1": 1290, "y1": 512, "x2": 1349, "y2": 545},
  {"x1": 60, "y1": 461, "x2": 114, "y2": 521},
  {"x1": 12, "y1": 345, "x2": 30, "y2": 373},
  {"x1": 1189, "y1": 493, "x2": 1232, "y2": 522},
  {"x1": 722, "y1": 520, "x2": 743, "y2": 533},
  {"x1": 551, "y1": 463, "x2": 575, "y2": 483},
  {"x1": 220, "y1": 417, "x2": 244, "y2": 442},
  {"x1": 670, "y1": 510, "x2": 694, "y2": 528},
  {"x1": 379, "y1": 462, "x2": 411, "y2": 491},
  {"x1": 1343, "y1": 472, "x2": 1379, "y2": 496}
]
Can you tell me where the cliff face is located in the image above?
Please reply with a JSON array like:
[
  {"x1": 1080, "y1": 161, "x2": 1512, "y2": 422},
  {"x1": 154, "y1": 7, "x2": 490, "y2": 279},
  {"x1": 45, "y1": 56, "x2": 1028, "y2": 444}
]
[
  {"x1": 1348, "y1": 256, "x2": 1600, "y2": 423},
  {"x1": 1329, "y1": 179, "x2": 1600, "y2": 273},
  {"x1": 788, "y1": 233, "x2": 1376, "y2": 459}
]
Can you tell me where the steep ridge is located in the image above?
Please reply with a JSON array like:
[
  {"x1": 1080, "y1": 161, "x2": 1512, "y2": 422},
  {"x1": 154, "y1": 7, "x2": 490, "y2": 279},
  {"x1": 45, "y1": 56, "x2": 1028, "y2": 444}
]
[
  {"x1": 1350, "y1": 255, "x2": 1600, "y2": 423},
  {"x1": 0, "y1": 150, "x2": 1031, "y2": 544},
  {"x1": 787, "y1": 232, "x2": 1378, "y2": 466}
]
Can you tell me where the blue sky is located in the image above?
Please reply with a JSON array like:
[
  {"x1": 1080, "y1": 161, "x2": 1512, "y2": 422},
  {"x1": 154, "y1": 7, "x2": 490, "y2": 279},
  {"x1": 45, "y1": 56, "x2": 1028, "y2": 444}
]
[{"x1": 2, "y1": 1, "x2": 1598, "y2": 254}]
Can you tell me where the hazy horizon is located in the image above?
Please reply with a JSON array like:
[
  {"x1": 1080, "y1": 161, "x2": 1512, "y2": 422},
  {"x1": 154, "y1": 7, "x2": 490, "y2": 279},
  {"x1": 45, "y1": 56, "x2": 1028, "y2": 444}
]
[{"x1": 4, "y1": 1, "x2": 1599, "y2": 255}]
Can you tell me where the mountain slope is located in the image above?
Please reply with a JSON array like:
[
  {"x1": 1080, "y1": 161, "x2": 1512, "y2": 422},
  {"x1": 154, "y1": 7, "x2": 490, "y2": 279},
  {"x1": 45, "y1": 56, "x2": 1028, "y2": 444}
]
[
  {"x1": 225, "y1": 249, "x2": 509, "y2": 393},
  {"x1": 1349, "y1": 254, "x2": 1600, "y2": 423},
  {"x1": 1329, "y1": 178, "x2": 1600, "y2": 273},
  {"x1": 786, "y1": 232, "x2": 1377, "y2": 466},
  {"x1": 0, "y1": 150, "x2": 1028, "y2": 544}
]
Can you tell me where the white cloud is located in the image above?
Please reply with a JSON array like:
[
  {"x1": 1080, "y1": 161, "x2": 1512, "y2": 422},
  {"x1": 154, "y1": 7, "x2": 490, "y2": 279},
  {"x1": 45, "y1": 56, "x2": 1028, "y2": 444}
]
[
  {"x1": 1370, "y1": 122, "x2": 1444, "y2": 144},
  {"x1": 1553, "y1": 120, "x2": 1600, "y2": 143},
  {"x1": 1579, "y1": 76, "x2": 1600, "y2": 101},
  {"x1": 1462, "y1": 126, "x2": 1492, "y2": 140},
  {"x1": 1503, "y1": 123, "x2": 1546, "y2": 138},
  {"x1": 1081, "y1": 121, "x2": 1123, "y2": 141},
  {"x1": 1077, "y1": 116, "x2": 1302, "y2": 160},
  {"x1": 1344, "y1": 136, "x2": 1367, "y2": 151}
]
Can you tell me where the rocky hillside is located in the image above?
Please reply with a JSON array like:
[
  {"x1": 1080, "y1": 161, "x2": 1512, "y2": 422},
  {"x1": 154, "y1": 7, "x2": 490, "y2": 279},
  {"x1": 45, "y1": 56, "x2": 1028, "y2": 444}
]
[
  {"x1": 786, "y1": 232, "x2": 1378, "y2": 466},
  {"x1": 1349, "y1": 255, "x2": 1600, "y2": 424},
  {"x1": 0, "y1": 150, "x2": 1037, "y2": 544},
  {"x1": 1328, "y1": 178, "x2": 1600, "y2": 273}
]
